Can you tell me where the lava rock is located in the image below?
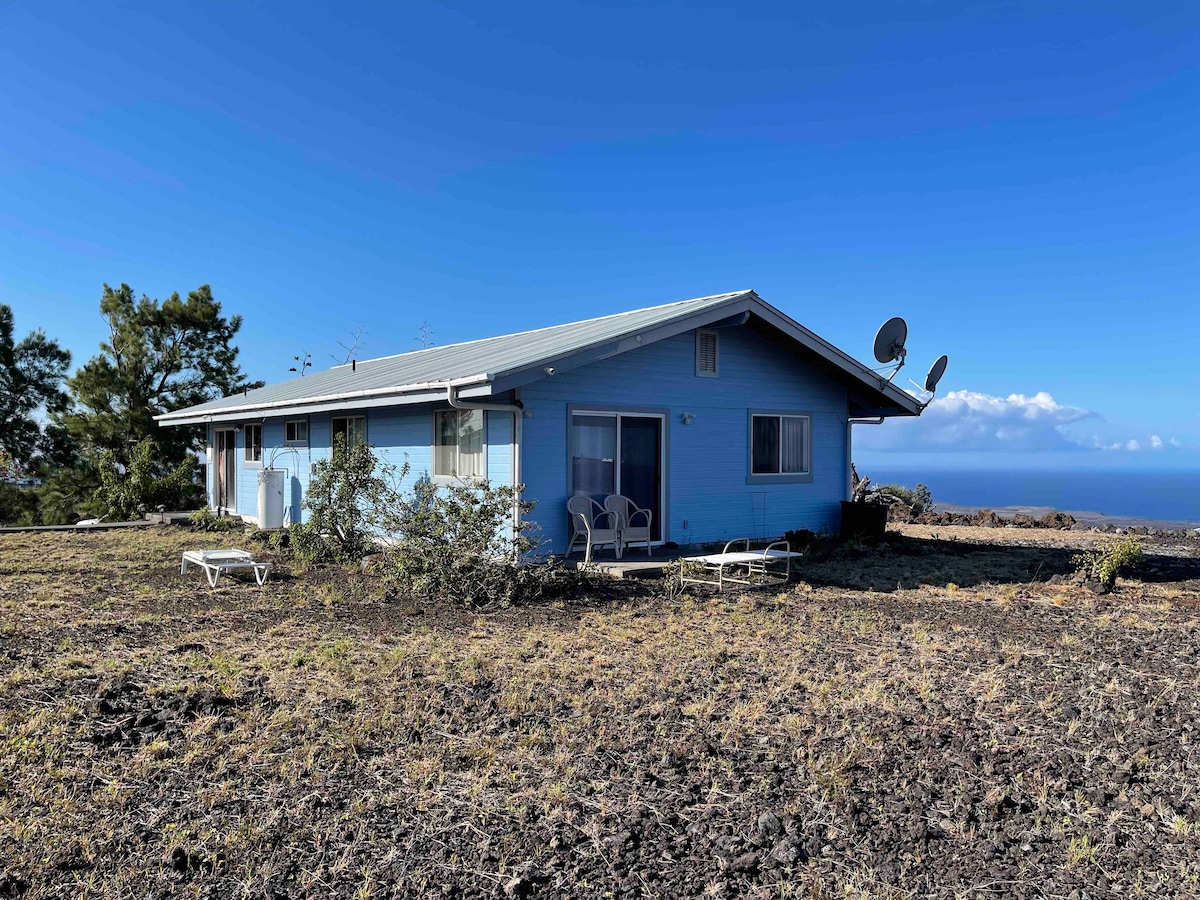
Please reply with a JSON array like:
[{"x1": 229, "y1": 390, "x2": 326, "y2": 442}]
[
  {"x1": 770, "y1": 837, "x2": 803, "y2": 867},
  {"x1": 756, "y1": 811, "x2": 782, "y2": 838}
]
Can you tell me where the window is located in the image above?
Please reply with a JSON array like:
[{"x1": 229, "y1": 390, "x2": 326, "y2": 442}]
[
  {"x1": 748, "y1": 412, "x2": 811, "y2": 482},
  {"x1": 285, "y1": 419, "x2": 309, "y2": 444},
  {"x1": 244, "y1": 423, "x2": 262, "y2": 463},
  {"x1": 433, "y1": 409, "x2": 484, "y2": 478},
  {"x1": 331, "y1": 416, "x2": 366, "y2": 452},
  {"x1": 696, "y1": 329, "x2": 719, "y2": 377}
]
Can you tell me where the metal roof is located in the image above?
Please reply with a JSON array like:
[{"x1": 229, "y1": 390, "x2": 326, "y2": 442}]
[{"x1": 157, "y1": 289, "x2": 921, "y2": 424}]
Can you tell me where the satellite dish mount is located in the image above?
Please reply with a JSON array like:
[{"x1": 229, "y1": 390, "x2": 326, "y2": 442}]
[
  {"x1": 872, "y1": 317, "x2": 908, "y2": 382},
  {"x1": 907, "y1": 353, "x2": 950, "y2": 410},
  {"x1": 869, "y1": 316, "x2": 950, "y2": 412}
]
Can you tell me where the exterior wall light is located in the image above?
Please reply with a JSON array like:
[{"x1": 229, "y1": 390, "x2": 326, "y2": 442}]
[{"x1": 681, "y1": 412, "x2": 695, "y2": 425}]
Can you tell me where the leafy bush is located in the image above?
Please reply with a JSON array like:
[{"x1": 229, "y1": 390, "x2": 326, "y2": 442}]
[
  {"x1": 379, "y1": 476, "x2": 576, "y2": 608},
  {"x1": 0, "y1": 483, "x2": 39, "y2": 526},
  {"x1": 1074, "y1": 537, "x2": 1144, "y2": 591},
  {"x1": 284, "y1": 439, "x2": 577, "y2": 606},
  {"x1": 877, "y1": 482, "x2": 933, "y2": 514},
  {"x1": 189, "y1": 507, "x2": 240, "y2": 532},
  {"x1": 288, "y1": 438, "x2": 396, "y2": 563},
  {"x1": 96, "y1": 439, "x2": 198, "y2": 520}
]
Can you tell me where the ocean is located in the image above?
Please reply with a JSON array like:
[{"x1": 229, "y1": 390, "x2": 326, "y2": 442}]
[{"x1": 863, "y1": 468, "x2": 1200, "y2": 526}]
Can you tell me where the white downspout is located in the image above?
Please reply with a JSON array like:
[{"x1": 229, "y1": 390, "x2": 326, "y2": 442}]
[{"x1": 446, "y1": 385, "x2": 524, "y2": 537}]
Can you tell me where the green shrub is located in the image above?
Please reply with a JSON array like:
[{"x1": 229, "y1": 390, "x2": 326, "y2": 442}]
[
  {"x1": 877, "y1": 482, "x2": 933, "y2": 514},
  {"x1": 281, "y1": 439, "x2": 578, "y2": 606},
  {"x1": 1074, "y1": 537, "x2": 1144, "y2": 591},
  {"x1": 189, "y1": 507, "x2": 240, "y2": 532},
  {"x1": 288, "y1": 438, "x2": 397, "y2": 563},
  {"x1": 378, "y1": 475, "x2": 576, "y2": 608},
  {"x1": 0, "y1": 483, "x2": 39, "y2": 526},
  {"x1": 96, "y1": 440, "x2": 198, "y2": 520}
]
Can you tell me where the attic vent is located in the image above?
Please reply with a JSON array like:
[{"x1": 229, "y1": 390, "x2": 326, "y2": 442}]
[{"x1": 696, "y1": 329, "x2": 719, "y2": 377}]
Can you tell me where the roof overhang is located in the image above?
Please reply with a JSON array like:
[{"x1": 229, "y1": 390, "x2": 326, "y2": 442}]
[
  {"x1": 154, "y1": 374, "x2": 494, "y2": 426},
  {"x1": 485, "y1": 291, "x2": 922, "y2": 417},
  {"x1": 156, "y1": 290, "x2": 923, "y2": 426}
]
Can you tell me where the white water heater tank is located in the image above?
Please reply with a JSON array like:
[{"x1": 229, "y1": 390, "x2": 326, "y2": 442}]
[{"x1": 257, "y1": 468, "x2": 286, "y2": 529}]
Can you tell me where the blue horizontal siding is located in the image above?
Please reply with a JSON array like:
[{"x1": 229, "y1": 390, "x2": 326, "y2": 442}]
[
  {"x1": 519, "y1": 326, "x2": 848, "y2": 553},
  {"x1": 487, "y1": 411, "x2": 513, "y2": 485},
  {"x1": 211, "y1": 406, "x2": 514, "y2": 525},
  {"x1": 208, "y1": 325, "x2": 847, "y2": 549}
]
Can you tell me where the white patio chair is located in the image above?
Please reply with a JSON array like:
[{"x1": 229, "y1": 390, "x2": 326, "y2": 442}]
[
  {"x1": 181, "y1": 549, "x2": 272, "y2": 587},
  {"x1": 604, "y1": 494, "x2": 653, "y2": 556},
  {"x1": 566, "y1": 495, "x2": 623, "y2": 564}
]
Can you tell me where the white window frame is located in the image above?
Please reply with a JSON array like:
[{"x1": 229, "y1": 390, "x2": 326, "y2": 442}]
[
  {"x1": 432, "y1": 409, "x2": 487, "y2": 481},
  {"x1": 331, "y1": 415, "x2": 366, "y2": 452},
  {"x1": 244, "y1": 423, "x2": 263, "y2": 466},
  {"x1": 747, "y1": 410, "x2": 813, "y2": 484},
  {"x1": 285, "y1": 419, "x2": 309, "y2": 446},
  {"x1": 696, "y1": 329, "x2": 719, "y2": 377}
]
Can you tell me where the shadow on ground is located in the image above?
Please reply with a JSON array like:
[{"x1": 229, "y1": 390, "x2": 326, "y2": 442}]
[{"x1": 796, "y1": 535, "x2": 1200, "y2": 592}]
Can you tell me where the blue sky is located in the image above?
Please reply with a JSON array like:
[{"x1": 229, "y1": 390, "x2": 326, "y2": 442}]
[{"x1": 2, "y1": 1, "x2": 1197, "y2": 469}]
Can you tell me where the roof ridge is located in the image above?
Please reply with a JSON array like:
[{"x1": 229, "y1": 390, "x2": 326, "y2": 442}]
[{"x1": 328, "y1": 290, "x2": 751, "y2": 370}]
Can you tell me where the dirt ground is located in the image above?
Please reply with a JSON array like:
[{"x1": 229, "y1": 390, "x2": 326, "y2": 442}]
[{"x1": 1, "y1": 525, "x2": 1199, "y2": 899}]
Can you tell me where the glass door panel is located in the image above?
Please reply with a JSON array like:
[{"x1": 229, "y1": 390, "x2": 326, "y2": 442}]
[
  {"x1": 570, "y1": 411, "x2": 665, "y2": 543},
  {"x1": 618, "y1": 416, "x2": 662, "y2": 541},
  {"x1": 571, "y1": 414, "x2": 616, "y2": 498}
]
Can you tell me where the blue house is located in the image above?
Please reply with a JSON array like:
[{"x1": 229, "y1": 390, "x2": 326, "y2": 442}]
[{"x1": 157, "y1": 291, "x2": 921, "y2": 550}]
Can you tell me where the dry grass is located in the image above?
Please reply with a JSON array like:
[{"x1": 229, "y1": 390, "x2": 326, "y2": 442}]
[{"x1": 1, "y1": 527, "x2": 1199, "y2": 899}]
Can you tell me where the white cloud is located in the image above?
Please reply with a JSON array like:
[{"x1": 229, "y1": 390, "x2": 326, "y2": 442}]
[
  {"x1": 857, "y1": 389, "x2": 1186, "y2": 455},
  {"x1": 858, "y1": 390, "x2": 1096, "y2": 452}
]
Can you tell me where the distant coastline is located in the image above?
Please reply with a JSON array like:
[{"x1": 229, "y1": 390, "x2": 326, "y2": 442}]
[
  {"x1": 863, "y1": 467, "x2": 1200, "y2": 529},
  {"x1": 934, "y1": 502, "x2": 1195, "y2": 531}
]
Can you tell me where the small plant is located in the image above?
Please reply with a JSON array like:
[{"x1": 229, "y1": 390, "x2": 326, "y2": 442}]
[
  {"x1": 783, "y1": 529, "x2": 818, "y2": 552},
  {"x1": 1073, "y1": 537, "x2": 1143, "y2": 592},
  {"x1": 660, "y1": 559, "x2": 707, "y2": 601},
  {"x1": 188, "y1": 507, "x2": 239, "y2": 532}
]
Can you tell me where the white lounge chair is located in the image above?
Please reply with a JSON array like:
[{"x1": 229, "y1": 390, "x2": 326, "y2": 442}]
[
  {"x1": 566, "y1": 495, "x2": 623, "y2": 564},
  {"x1": 604, "y1": 494, "x2": 653, "y2": 556},
  {"x1": 181, "y1": 549, "x2": 272, "y2": 587},
  {"x1": 680, "y1": 538, "x2": 801, "y2": 591}
]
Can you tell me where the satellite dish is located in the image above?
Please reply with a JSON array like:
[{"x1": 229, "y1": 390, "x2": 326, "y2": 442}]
[
  {"x1": 924, "y1": 354, "x2": 949, "y2": 393},
  {"x1": 873, "y1": 317, "x2": 908, "y2": 364}
]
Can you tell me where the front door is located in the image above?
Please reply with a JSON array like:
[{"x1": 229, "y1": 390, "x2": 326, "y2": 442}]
[
  {"x1": 214, "y1": 429, "x2": 236, "y2": 510},
  {"x1": 570, "y1": 411, "x2": 665, "y2": 541}
]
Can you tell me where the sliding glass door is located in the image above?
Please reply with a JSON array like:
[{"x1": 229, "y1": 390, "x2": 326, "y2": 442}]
[{"x1": 570, "y1": 411, "x2": 664, "y2": 541}]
